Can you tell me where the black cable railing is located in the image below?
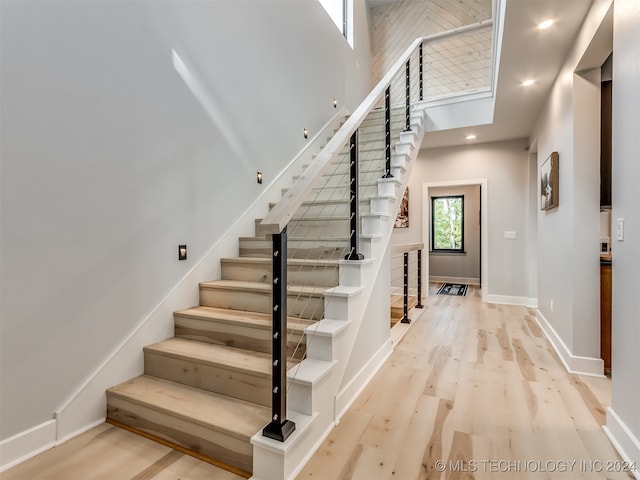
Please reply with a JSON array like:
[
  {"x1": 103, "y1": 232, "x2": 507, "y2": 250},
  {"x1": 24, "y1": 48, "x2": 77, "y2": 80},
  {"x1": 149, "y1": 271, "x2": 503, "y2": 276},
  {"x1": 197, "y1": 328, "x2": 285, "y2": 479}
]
[
  {"x1": 259, "y1": 20, "x2": 492, "y2": 442},
  {"x1": 391, "y1": 244, "x2": 425, "y2": 324}
]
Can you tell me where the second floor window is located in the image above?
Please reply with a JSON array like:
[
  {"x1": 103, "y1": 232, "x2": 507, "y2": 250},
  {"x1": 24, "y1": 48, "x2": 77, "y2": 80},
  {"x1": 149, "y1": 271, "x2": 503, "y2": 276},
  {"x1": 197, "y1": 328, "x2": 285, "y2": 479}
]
[{"x1": 318, "y1": 0, "x2": 351, "y2": 44}]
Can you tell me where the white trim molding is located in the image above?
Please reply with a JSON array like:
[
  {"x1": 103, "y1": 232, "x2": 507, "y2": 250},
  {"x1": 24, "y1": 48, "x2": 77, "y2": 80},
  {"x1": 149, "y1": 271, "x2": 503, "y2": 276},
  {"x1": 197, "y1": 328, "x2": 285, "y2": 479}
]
[
  {"x1": 535, "y1": 310, "x2": 605, "y2": 377},
  {"x1": 486, "y1": 294, "x2": 538, "y2": 308},
  {"x1": 430, "y1": 276, "x2": 480, "y2": 286},
  {"x1": 0, "y1": 420, "x2": 56, "y2": 473},
  {"x1": 603, "y1": 408, "x2": 640, "y2": 480}
]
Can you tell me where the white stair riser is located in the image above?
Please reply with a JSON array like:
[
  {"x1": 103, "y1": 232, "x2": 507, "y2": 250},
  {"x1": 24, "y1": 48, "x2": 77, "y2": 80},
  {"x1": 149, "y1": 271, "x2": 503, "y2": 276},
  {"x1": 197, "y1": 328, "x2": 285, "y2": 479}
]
[
  {"x1": 221, "y1": 261, "x2": 338, "y2": 287},
  {"x1": 378, "y1": 178, "x2": 403, "y2": 197},
  {"x1": 392, "y1": 152, "x2": 410, "y2": 169},
  {"x1": 395, "y1": 142, "x2": 414, "y2": 156},
  {"x1": 239, "y1": 238, "x2": 349, "y2": 259},
  {"x1": 199, "y1": 287, "x2": 324, "y2": 320},
  {"x1": 291, "y1": 170, "x2": 387, "y2": 191},
  {"x1": 361, "y1": 213, "x2": 389, "y2": 235},
  {"x1": 286, "y1": 219, "x2": 350, "y2": 239},
  {"x1": 391, "y1": 165, "x2": 406, "y2": 178},
  {"x1": 174, "y1": 316, "x2": 306, "y2": 358},
  {"x1": 107, "y1": 395, "x2": 254, "y2": 473},
  {"x1": 257, "y1": 218, "x2": 354, "y2": 237},
  {"x1": 282, "y1": 185, "x2": 379, "y2": 202},
  {"x1": 144, "y1": 350, "x2": 270, "y2": 407},
  {"x1": 370, "y1": 196, "x2": 395, "y2": 215},
  {"x1": 282, "y1": 201, "x2": 368, "y2": 219},
  {"x1": 299, "y1": 162, "x2": 386, "y2": 178},
  {"x1": 323, "y1": 294, "x2": 356, "y2": 321}
]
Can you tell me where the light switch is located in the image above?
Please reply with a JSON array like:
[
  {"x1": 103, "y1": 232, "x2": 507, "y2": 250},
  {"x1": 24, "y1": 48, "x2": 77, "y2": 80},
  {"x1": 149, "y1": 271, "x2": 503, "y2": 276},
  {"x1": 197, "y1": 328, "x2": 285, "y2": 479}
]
[
  {"x1": 616, "y1": 218, "x2": 625, "y2": 241},
  {"x1": 504, "y1": 231, "x2": 516, "y2": 239}
]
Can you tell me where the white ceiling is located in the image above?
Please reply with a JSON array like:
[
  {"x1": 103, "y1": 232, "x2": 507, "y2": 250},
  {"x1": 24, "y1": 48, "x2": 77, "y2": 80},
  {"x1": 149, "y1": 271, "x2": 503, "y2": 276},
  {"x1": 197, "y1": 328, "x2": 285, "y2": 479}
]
[{"x1": 367, "y1": 0, "x2": 602, "y2": 150}]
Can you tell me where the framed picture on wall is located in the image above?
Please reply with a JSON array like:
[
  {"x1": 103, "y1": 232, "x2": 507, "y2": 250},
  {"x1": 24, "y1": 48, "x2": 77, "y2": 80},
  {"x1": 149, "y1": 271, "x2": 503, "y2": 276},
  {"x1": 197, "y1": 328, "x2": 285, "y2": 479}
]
[
  {"x1": 540, "y1": 152, "x2": 559, "y2": 210},
  {"x1": 395, "y1": 187, "x2": 409, "y2": 228}
]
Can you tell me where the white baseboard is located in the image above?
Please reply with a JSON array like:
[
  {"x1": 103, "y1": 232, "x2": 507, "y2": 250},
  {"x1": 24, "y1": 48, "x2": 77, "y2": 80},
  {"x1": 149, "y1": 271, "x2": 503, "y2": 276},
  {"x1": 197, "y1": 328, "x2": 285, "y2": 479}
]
[
  {"x1": 603, "y1": 407, "x2": 640, "y2": 480},
  {"x1": 0, "y1": 419, "x2": 56, "y2": 473},
  {"x1": 334, "y1": 339, "x2": 393, "y2": 422},
  {"x1": 535, "y1": 310, "x2": 604, "y2": 377},
  {"x1": 486, "y1": 294, "x2": 538, "y2": 308},
  {"x1": 430, "y1": 276, "x2": 480, "y2": 285}
]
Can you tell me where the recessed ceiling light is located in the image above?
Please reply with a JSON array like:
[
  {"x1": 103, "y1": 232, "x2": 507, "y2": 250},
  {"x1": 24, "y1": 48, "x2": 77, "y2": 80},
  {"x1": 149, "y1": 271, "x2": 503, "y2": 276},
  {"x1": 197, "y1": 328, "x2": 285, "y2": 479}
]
[
  {"x1": 538, "y1": 19, "x2": 554, "y2": 30},
  {"x1": 522, "y1": 79, "x2": 535, "y2": 87},
  {"x1": 466, "y1": 134, "x2": 477, "y2": 140}
]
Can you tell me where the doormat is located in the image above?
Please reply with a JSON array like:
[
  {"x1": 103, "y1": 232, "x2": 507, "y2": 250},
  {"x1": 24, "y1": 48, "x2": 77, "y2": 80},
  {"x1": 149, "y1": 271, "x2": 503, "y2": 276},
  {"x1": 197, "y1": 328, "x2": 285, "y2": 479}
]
[{"x1": 437, "y1": 283, "x2": 468, "y2": 296}]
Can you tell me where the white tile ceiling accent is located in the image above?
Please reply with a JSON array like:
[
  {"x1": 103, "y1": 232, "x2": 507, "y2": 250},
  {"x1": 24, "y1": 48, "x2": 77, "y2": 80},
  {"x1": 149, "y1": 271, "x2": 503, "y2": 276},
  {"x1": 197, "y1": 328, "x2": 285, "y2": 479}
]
[{"x1": 371, "y1": 0, "x2": 492, "y2": 99}]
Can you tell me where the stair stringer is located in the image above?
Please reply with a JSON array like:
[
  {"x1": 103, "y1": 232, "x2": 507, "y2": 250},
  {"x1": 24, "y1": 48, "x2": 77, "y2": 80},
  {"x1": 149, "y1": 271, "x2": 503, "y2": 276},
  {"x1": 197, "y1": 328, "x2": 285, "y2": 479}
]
[{"x1": 250, "y1": 108, "x2": 426, "y2": 480}]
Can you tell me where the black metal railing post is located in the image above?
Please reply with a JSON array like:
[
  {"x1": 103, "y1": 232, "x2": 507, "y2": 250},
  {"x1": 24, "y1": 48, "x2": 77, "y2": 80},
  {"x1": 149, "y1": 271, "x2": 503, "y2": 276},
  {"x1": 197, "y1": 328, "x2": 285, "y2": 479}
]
[
  {"x1": 419, "y1": 43, "x2": 424, "y2": 101},
  {"x1": 345, "y1": 130, "x2": 364, "y2": 261},
  {"x1": 382, "y1": 86, "x2": 393, "y2": 179},
  {"x1": 401, "y1": 252, "x2": 410, "y2": 323},
  {"x1": 263, "y1": 226, "x2": 295, "y2": 442},
  {"x1": 404, "y1": 59, "x2": 411, "y2": 132},
  {"x1": 416, "y1": 249, "x2": 424, "y2": 308}
]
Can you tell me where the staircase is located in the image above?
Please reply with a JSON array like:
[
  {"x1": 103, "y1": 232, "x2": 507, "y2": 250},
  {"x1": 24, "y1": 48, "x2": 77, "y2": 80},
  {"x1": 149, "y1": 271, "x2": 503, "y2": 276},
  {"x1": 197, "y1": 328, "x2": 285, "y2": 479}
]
[{"x1": 107, "y1": 99, "x2": 425, "y2": 478}]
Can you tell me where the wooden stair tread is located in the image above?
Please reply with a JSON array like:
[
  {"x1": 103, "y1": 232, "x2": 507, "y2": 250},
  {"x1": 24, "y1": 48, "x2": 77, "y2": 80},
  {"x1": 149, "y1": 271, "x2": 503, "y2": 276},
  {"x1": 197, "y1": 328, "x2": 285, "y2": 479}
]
[
  {"x1": 174, "y1": 306, "x2": 314, "y2": 331},
  {"x1": 239, "y1": 236, "x2": 350, "y2": 242},
  {"x1": 221, "y1": 257, "x2": 340, "y2": 267},
  {"x1": 200, "y1": 279, "x2": 325, "y2": 297},
  {"x1": 145, "y1": 338, "x2": 273, "y2": 376},
  {"x1": 107, "y1": 375, "x2": 269, "y2": 440},
  {"x1": 390, "y1": 294, "x2": 418, "y2": 308}
]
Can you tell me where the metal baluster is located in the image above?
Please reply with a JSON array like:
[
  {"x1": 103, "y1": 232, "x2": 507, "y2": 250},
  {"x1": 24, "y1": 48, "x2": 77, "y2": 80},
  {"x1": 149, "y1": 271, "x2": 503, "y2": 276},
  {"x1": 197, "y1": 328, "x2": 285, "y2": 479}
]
[
  {"x1": 401, "y1": 252, "x2": 410, "y2": 324},
  {"x1": 419, "y1": 43, "x2": 424, "y2": 101},
  {"x1": 345, "y1": 130, "x2": 364, "y2": 261},
  {"x1": 382, "y1": 86, "x2": 393, "y2": 178},
  {"x1": 404, "y1": 59, "x2": 411, "y2": 132},
  {"x1": 263, "y1": 226, "x2": 295, "y2": 442},
  {"x1": 416, "y1": 249, "x2": 424, "y2": 308}
]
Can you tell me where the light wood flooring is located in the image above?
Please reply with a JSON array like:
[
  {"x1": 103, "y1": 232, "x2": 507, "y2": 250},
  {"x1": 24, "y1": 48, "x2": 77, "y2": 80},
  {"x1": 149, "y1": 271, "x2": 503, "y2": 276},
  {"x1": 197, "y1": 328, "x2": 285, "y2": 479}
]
[
  {"x1": 297, "y1": 285, "x2": 632, "y2": 479},
  {"x1": 2, "y1": 285, "x2": 631, "y2": 480}
]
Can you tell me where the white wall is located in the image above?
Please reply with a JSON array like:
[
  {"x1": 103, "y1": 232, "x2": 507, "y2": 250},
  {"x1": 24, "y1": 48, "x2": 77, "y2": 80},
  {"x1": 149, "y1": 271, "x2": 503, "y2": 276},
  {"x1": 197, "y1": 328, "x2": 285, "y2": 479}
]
[
  {"x1": 0, "y1": 0, "x2": 372, "y2": 447},
  {"x1": 393, "y1": 139, "x2": 531, "y2": 301},
  {"x1": 529, "y1": 0, "x2": 612, "y2": 375},
  {"x1": 605, "y1": 0, "x2": 640, "y2": 472}
]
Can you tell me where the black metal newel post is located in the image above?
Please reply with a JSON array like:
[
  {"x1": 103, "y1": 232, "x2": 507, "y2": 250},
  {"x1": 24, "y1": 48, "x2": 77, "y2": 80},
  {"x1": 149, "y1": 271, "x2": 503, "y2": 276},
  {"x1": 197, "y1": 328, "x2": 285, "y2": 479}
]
[
  {"x1": 382, "y1": 86, "x2": 393, "y2": 179},
  {"x1": 263, "y1": 226, "x2": 295, "y2": 442},
  {"x1": 345, "y1": 130, "x2": 364, "y2": 261},
  {"x1": 419, "y1": 43, "x2": 424, "y2": 101},
  {"x1": 401, "y1": 252, "x2": 410, "y2": 324},
  {"x1": 416, "y1": 249, "x2": 424, "y2": 308},
  {"x1": 404, "y1": 59, "x2": 412, "y2": 132}
]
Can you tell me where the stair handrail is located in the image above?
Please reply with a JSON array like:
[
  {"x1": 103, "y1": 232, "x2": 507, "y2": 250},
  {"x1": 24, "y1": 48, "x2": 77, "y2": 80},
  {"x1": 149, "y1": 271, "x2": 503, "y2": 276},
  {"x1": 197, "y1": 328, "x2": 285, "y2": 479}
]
[{"x1": 259, "y1": 18, "x2": 493, "y2": 235}]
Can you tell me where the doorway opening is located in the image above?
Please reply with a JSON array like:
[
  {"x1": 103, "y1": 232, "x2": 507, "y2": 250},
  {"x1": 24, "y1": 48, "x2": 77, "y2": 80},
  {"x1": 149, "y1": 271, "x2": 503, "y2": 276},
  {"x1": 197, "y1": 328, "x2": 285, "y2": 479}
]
[{"x1": 423, "y1": 179, "x2": 488, "y2": 302}]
